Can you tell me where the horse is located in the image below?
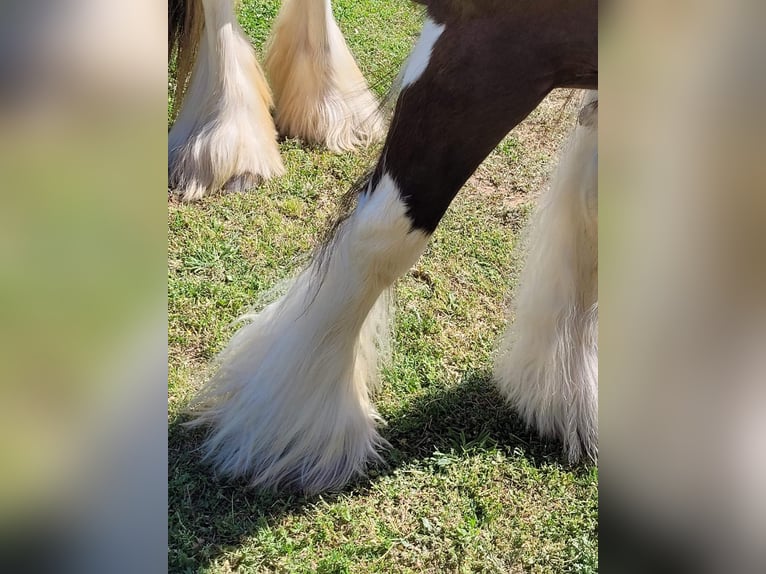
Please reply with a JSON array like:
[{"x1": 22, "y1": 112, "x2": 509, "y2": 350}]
[
  {"x1": 187, "y1": 0, "x2": 598, "y2": 494},
  {"x1": 168, "y1": 0, "x2": 384, "y2": 201}
]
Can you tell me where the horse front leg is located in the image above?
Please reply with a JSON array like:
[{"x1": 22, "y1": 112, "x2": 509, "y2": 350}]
[
  {"x1": 494, "y1": 92, "x2": 599, "y2": 463},
  {"x1": 187, "y1": 170, "x2": 429, "y2": 493}
]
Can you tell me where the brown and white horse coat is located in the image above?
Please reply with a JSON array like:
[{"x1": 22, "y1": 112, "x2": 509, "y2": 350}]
[{"x1": 187, "y1": 0, "x2": 599, "y2": 493}]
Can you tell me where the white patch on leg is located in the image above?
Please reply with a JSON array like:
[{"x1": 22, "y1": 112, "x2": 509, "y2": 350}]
[
  {"x1": 265, "y1": 0, "x2": 385, "y2": 152},
  {"x1": 169, "y1": 0, "x2": 284, "y2": 201},
  {"x1": 399, "y1": 18, "x2": 446, "y2": 90},
  {"x1": 494, "y1": 91, "x2": 599, "y2": 462},
  {"x1": 189, "y1": 173, "x2": 429, "y2": 493}
]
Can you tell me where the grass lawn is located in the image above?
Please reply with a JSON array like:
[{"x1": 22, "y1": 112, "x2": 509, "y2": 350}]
[{"x1": 168, "y1": 0, "x2": 598, "y2": 572}]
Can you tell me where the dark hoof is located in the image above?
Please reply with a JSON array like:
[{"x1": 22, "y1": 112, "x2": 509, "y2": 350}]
[{"x1": 223, "y1": 172, "x2": 261, "y2": 194}]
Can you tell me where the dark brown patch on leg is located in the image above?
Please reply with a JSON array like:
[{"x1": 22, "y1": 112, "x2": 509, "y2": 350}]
[{"x1": 372, "y1": 0, "x2": 597, "y2": 232}]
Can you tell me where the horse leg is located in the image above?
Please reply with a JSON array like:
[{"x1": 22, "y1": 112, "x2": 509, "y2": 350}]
[
  {"x1": 168, "y1": 0, "x2": 284, "y2": 201},
  {"x1": 189, "y1": 9, "x2": 595, "y2": 493},
  {"x1": 494, "y1": 92, "x2": 599, "y2": 462},
  {"x1": 265, "y1": 0, "x2": 384, "y2": 152},
  {"x1": 188, "y1": 178, "x2": 429, "y2": 493}
]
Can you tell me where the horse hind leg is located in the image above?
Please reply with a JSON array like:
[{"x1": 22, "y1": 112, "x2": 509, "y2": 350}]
[
  {"x1": 265, "y1": 0, "x2": 385, "y2": 152},
  {"x1": 168, "y1": 0, "x2": 284, "y2": 201},
  {"x1": 494, "y1": 91, "x2": 599, "y2": 463}
]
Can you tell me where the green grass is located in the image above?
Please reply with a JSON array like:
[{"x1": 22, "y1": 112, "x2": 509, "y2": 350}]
[{"x1": 168, "y1": 1, "x2": 597, "y2": 572}]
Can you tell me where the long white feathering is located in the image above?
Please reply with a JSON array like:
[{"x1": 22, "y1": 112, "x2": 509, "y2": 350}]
[
  {"x1": 169, "y1": 0, "x2": 284, "y2": 201},
  {"x1": 265, "y1": 0, "x2": 385, "y2": 152},
  {"x1": 494, "y1": 91, "x2": 599, "y2": 462},
  {"x1": 188, "y1": 174, "x2": 429, "y2": 492}
]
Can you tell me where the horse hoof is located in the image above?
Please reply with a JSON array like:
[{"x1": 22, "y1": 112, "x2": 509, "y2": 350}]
[{"x1": 223, "y1": 172, "x2": 262, "y2": 194}]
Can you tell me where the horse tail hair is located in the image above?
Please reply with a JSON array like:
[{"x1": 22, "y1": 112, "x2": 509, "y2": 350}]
[{"x1": 169, "y1": 0, "x2": 204, "y2": 118}]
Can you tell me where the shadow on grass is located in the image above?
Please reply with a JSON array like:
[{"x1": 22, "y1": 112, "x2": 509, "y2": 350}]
[
  {"x1": 168, "y1": 371, "x2": 585, "y2": 572},
  {"x1": 378, "y1": 370, "x2": 564, "y2": 469}
]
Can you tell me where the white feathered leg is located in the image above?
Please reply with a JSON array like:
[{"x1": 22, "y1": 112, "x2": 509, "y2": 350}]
[
  {"x1": 169, "y1": 0, "x2": 284, "y2": 201},
  {"x1": 265, "y1": 0, "x2": 385, "y2": 152},
  {"x1": 189, "y1": 174, "x2": 429, "y2": 493},
  {"x1": 494, "y1": 91, "x2": 599, "y2": 462}
]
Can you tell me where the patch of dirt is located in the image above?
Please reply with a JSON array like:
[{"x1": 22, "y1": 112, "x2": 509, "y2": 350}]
[{"x1": 462, "y1": 88, "x2": 583, "y2": 220}]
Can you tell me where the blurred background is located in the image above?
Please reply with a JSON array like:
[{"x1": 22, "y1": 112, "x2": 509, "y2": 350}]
[
  {"x1": 0, "y1": 0, "x2": 167, "y2": 572},
  {"x1": 0, "y1": 0, "x2": 764, "y2": 572},
  {"x1": 600, "y1": 0, "x2": 766, "y2": 571}
]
